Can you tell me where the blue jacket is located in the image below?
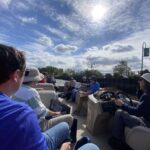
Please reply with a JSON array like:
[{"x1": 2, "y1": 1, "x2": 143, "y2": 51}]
[
  {"x1": 121, "y1": 93, "x2": 150, "y2": 122},
  {"x1": 0, "y1": 92, "x2": 47, "y2": 150},
  {"x1": 89, "y1": 81, "x2": 100, "y2": 93}
]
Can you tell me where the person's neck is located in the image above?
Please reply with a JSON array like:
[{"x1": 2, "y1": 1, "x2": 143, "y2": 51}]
[{"x1": 0, "y1": 82, "x2": 12, "y2": 97}]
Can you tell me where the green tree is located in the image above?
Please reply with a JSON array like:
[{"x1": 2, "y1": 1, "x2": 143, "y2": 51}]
[
  {"x1": 113, "y1": 60, "x2": 132, "y2": 78},
  {"x1": 105, "y1": 73, "x2": 113, "y2": 79}
]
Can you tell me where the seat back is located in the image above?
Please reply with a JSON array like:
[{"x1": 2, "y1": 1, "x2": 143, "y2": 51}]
[
  {"x1": 125, "y1": 126, "x2": 150, "y2": 150},
  {"x1": 36, "y1": 83, "x2": 55, "y2": 91},
  {"x1": 38, "y1": 90, "x2": 54, "y2": 108},
  {"x1": 86, "y1": 94, "x2": 112, "y2": 135}
]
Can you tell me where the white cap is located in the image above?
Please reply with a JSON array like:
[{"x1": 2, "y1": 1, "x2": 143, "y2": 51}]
[
  {"x1": 23, "y1": 67, "x2": 44, "y2": 83},
  {"x1": 141, "y1": 73, "x2": 150, "y2": 83}
]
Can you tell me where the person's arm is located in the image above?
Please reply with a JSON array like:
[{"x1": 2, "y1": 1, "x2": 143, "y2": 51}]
[
  {"x1": 47, "y1": 110, "x2": 61, "y2": 116},
  {"x1": 115, "y1": 95, "x2": 150, "y2": 117},
  {"x1": 84, "y1": 90, "x2": 93, "y2": 95},
  {"x1": 32, "y1": 93, "x2": 61, "y2": 117}
]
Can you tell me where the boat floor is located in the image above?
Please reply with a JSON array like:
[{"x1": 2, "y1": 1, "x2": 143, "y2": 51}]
[{"x1": 59, "y1": 98, "x2": 113, "y2": 150}]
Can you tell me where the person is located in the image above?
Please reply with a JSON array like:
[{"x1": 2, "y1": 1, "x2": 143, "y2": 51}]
[
  {"x1": 47, "y1": 73, "x2": 56, "y2": 85},
  {"x1": 73, "y1": 76, "x2": 100, "y2": 115},
  {"x1": 39, "y1": 72, "x2": 48, "y2": 83},
  {"x1": 0, "y1": 44, "x2": 100, "y2": 150},
  {"x1": 13, "y1": 67, "x2": 77, "y2": 143},
  {"x1": 109, "y1": 73, "x2": 150, "y2": 150},
  {"x1": 64, "y1": 77, "x2": 81, "y2": 102},
  {"x1": 0, "y1": 44, "x2": 70, "y2": 150},
  {"x1": 51, "y1": 73, "x2": 56, "y2": 85}
]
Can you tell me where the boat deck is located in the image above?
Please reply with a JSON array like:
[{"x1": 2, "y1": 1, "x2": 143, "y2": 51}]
[{"x1": 60, "y1": 98, "x2": 113, "y2": 150}]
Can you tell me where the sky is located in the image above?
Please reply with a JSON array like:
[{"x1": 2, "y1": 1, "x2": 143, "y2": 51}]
[{"x1": 0, "y1": 0, "x2": 150, "y2": 74}]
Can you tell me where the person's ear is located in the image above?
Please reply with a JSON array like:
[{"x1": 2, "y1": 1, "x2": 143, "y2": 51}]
[{"x1": 10, "y1": 69, "x2": 20, "y2": 82}]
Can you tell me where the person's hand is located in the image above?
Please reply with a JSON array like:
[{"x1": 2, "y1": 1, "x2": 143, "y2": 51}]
[
  {"x1": 55, "y1": 111, "x2": 61, "y2": 116},
  {"x1": 114, "y1": 99, "x2": 124, "y2": 107},
  {"x1": 60, "y1": 142, "x2": 71, "y2": 150}
]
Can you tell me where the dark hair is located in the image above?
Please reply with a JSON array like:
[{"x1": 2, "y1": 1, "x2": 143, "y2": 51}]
[
  {"x1": 89, "y1": 75, "x2": 97, "y2": 82},
  {"x1": 43, "y1": 72, "x2": 48, "y2": 76},
  {"x1": 144, "y1": 80, "x2": 150, "y2": 93},
  {"x1": 0, "y1": 44, "x2": 26, "y2": 84}
]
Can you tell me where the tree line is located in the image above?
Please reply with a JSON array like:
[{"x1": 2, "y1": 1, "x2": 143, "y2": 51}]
[{"x1": 39, "y1": 60, "x2": 149, "y2": 80}]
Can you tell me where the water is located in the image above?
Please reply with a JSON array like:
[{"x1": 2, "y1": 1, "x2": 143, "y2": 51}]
[{"x1": 55, "y1": 79, "x2": 67, "y2": 86}]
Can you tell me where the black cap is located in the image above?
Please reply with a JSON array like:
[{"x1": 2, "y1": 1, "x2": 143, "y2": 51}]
[{"x1": 89, "y1": 75, "x2": 96, "y2": 81}]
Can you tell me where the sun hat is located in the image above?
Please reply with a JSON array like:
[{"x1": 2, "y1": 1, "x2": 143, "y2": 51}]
[
  {"x1": 23, "y1": 67, "x2": 44, "y2": 83},
  {"x1": 141, "y1": 73, "x2": 150, "y2": 83}
]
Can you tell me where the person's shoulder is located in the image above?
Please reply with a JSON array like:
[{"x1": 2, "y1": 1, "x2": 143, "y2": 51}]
[
  {"x1": 12, "y1": 98, "x2": 33, "y2": 111},
  {"x1": 26, "y1": 86, "x2": 39, "y2": 96},
  {"x1": 17, "y1": 85, "x2": 39, "y2": 98},
  {"x1": 140, "y1": 93, "x2": 150, "y2": 102},
  {"x1": 96, "y1": 81, "x2": 100, "y2": 85},
  {"x1": 1, "y1": 97, "x2": 34, "y2": 120},
  {"x1": 18, "y1": 85, "x2": 36, "y2": 94},
  {"x1": 143, "y1": 93, "x2": 150, "y2": 98}
]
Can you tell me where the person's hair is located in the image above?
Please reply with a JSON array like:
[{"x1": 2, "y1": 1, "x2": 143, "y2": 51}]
[
  {"x1": 43, "y1": 72, "x2": 48, "y2": 76},
  {"x1": 89, "y1": 75, "x2": 97, "y2": 82},
  {"x1": 0, "y1": 44, "x2": 26, "y2": 84},
  {"x1": 144, "y1": 79, "x2": 150, "y2": 94}
]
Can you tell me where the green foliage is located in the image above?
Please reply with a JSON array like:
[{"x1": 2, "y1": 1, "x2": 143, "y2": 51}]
[
  {"x1": 39, "y1": 66, "x2": 63, "y2": 76},
  {"x1": 113, "y1": 60, "x2": 134, "y2": 78},
  {"x1": 39, "y1": 66, "x2": 103, "y2": 79},
  {"x1": 105, "y1": 73, "x2": 113, "y2": 79}
]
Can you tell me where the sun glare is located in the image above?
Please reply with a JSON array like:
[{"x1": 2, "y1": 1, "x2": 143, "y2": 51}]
[{"x1": 91, "y1": 4, "x2": 107, "y2": 22}]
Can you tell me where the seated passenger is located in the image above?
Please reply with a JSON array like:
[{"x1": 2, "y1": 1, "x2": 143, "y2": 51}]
[
  {"x1": 0, "y1": 44, "x2": 100, "y2": 150},
  {"x1": 65, "y1": 77, "x2": 81, "y2": 102},
  {"x1": 80, "y1": 76, "x2": 89, "y2": 88},
  {"x1": 13, "y1": 67, "x2": 77, "y2": 143},
  {"x1": 109, "y1": 73, "x2": 150, "y2": 150},
  {"x1": 73, "y1": 76, "x2": 100, "y2": 115},
  {"x1": 39, "y1": 72, "x2": 48, "y2": 83},
  {"x1": 0, "y1": 44, "x2": 70, "y2": 150},
  {"x1": 47, "y1": 73, "x2": 56, "y2": 85}
]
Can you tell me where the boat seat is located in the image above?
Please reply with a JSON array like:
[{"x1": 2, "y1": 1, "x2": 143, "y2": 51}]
[
  {"x1": 35, "y1": 83, "x2": 55, "y2": 91},
  {"x1": 125, "y1": 126, "x2": 150, "y2": 150},
  {"x1": 38, "y1": 90, "x2": 57, "y2": 108}
]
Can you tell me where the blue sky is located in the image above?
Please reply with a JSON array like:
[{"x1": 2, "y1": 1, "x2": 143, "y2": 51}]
[{"x1": 0, "y1": 0, "x2": 150, "y2": 74}]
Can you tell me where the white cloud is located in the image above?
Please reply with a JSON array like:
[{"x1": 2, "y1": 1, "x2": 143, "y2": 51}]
[
  {"x1": 23, "y1": 48, "x2": 79, "y2": 70},
  {"x1": 23, "y1": 43, "x2": 47, "y2": 52},
  {"x1": 107, "y1": 44, "x2": 134, "y2": 53},
  {"x1": 37, "y1": 35, "x2": 53, "y2": 47},
  {"x1": 54, "y1": 44, "x2": 78, "y2": 54},
  {"x1": 14, "y1": 1, "x2": 29, "y2": 10},
  {"x1": 1, "y1": 0, "x2": 150, "y2": 74},
  {"x1": 21, "y1": 26, "x2": 150, "y2": 73},
  {"x1": 18, "y1": 16, "x2": 37, "y2": 24},
  {"x1": 0, "y1": 0, "x2": 12, "y2": 8},
  {"x1": 33, "y1": 31, "x2": 53, "y2": 47},
  {"x1": 56, "y1": 15, "x2": 80, "y2": 32},
  {"x1": 44, "y1": 25, "x2": 69, "y2": 40},
  {"x1": 82, "y1": 29, "x2": 150, "y2": 73},
  {"x1": 0, "y1": 33, "x2": 10, "y2": 44}
]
